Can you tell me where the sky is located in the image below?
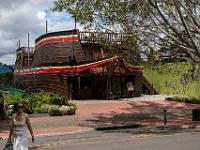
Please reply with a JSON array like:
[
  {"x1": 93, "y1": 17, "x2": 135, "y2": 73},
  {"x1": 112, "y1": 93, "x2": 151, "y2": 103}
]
[{"x1": 0, "y1": 0, "x2": 82, "y2": 65}]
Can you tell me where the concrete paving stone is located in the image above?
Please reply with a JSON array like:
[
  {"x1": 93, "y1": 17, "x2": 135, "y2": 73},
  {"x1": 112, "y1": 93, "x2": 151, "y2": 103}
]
[{"x1": 1, "y1": 95, "x2": 200, "y2": 138}]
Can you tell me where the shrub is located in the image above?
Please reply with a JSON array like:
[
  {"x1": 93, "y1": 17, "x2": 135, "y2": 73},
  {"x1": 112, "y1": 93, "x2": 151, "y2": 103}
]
[
  {"x1": 66, "y1": 101, "x2": 77, "y2": 115},
  {"x1": 40, "y1": 104, "x2": 51, "y2": 113},
  {"x1": 2, "y1": 93, "x2": 21, "y2": 105},
  {"x1": 22, "y1": 94, "x2": 35, "y2": 114},
  {"x1": 48, "y1": 105, "x2": 62, "y2": 116},
  {"x1": 67, "y1": 106, "x2": 76, "y2": 115},
  {"x1": 50, "y1": 94, "x2": 67, "y2": 106},
  {"x1": 33, "y1": 92, "x2": 52, "y2": 104},
  {"x1": 1, "y1": 91, "x2": 77, "y2": 115},
  {"x1": 31, "y1": 92, "x2": 52, "y2": 112},
  {"x1": 2, "y1": 93, "x2": 34, "y2": 114},
  {"x1": 59, "y1": 105, "x2": 70, "y2": 115},
  {"x1": 67, "y1": 101, "x2": 77, "y2": 109}
]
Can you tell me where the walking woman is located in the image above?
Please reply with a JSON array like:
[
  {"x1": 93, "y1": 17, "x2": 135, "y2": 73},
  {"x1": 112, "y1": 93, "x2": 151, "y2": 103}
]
[{"x1": 9, "y1": 101, "x2": 34, "y2": 150}]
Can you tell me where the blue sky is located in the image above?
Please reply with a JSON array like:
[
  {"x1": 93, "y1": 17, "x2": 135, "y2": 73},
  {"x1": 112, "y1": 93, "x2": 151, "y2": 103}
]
[{"x1": 0, "y1": 0, "x2": 82, "y2": 65}]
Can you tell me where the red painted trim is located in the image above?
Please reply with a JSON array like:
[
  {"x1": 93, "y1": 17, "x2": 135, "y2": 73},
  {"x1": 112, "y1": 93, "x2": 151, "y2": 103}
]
[
  {"x1": 35, "y1": 36, "x2": 80, "y2": 49},
  {"x1": 124, "y1": 61, "x2": 143, "y2": 73},
  {"x1": 14, "y1": 56, "x2": 143, "y2": 75},
  {"x1": 14, "y1": 56, "x2": 119, "y2": 75}
]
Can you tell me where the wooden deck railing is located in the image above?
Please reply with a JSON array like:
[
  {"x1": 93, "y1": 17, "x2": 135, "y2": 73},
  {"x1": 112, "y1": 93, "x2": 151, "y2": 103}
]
[
  {"x1": 17, "y1": 47, "x2": 35, "y2": 55},
  {"x1": 79, "y1": 31, "x2": 129, "y2": 43},
  {"x1": 23, "y1": 47, "x2": 35, "y2": 54}
]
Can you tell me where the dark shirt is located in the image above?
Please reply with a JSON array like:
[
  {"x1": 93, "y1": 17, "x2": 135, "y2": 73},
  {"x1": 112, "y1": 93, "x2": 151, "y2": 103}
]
[{"x1": 0, "y1": 101, "x2": 4, "y2": 118}]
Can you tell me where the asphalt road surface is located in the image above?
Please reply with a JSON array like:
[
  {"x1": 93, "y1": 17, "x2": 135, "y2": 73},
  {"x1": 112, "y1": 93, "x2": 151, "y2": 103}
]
[{"x1": 1, "y1": 127, "x2": 200, "y2": 150}]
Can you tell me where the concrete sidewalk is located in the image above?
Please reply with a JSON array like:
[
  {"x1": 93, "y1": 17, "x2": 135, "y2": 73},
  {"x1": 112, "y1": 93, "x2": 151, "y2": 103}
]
[
  {"x1": 75, "y1": 94, "x2": 169, "y2": 104},
  {"x1": 1, "y1": 96, "x2": 200, "y2": 138}
]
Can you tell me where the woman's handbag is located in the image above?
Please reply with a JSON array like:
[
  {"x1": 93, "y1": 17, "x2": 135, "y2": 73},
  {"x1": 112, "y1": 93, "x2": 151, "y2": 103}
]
[{"x1": 3, "y1": 138, "x2": 13, "y2": 150}]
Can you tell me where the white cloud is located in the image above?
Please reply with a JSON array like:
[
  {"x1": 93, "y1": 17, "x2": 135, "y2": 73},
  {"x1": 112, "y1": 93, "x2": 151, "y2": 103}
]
[
  {"x1": 0, "y1": 54, "x2": 16, "y2": 65},
  {"x1": 0, "y1": 0, "x2": 83, "y2": 65},
  {"x1": 37, "y1": 11, "x2": 46, "y2": 20}
]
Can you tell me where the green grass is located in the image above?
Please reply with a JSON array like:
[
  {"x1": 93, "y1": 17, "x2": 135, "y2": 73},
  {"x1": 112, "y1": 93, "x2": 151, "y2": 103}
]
[
  {"x1": 143, "y1": 61, "x2": 200, "y2": 98},
  {"x1": 166, "y1": 95, "x2": 200, "y2": 104}
]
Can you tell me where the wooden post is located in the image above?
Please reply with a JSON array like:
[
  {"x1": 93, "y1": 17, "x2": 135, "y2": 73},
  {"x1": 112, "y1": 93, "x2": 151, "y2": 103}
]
[
  {"x1": 163, "y1": 109, "x2": 167, "y2": 126},
  {"x1": 78, "y1": 76, "x2": 81, "y2": 99},
  {"x1": 106, "y1": 76, "x2": 109, "y2": 99},
  {"x1": 68, "y1": 77, "x2": 72, "y2": 100},
  {"x1": 106, "y1": 76, "x2": 112, "y2": 100}
]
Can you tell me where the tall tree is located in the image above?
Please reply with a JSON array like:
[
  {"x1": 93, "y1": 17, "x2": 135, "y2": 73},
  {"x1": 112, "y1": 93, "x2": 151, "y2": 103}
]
[
  {"x1": 53, "y1": 0, "x2": 147, "y2": 33},
  {"x1": 53, "y1": 0, "x2": 200, "y2": 63},
  {"x1": 53, "y1": 0, "x2": 145, "y2": 63},
  {"x1": 144, "y1": 0, "x2": 200, "y2": 63}
]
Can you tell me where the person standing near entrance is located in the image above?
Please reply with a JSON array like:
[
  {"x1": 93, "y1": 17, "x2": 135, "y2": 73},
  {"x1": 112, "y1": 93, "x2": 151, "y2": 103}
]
[
  {"x1": 9, "y1": 101, "x2": 34, "y2": 150},
  {"x1": 127, "y1": 82, "x2": 134, "y2": 97}
]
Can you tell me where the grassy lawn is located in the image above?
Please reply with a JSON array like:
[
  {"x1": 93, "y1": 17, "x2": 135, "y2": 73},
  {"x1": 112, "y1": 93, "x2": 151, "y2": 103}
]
[{"x1": 143, "y1": 61, "x2": 200, "y2": 98}]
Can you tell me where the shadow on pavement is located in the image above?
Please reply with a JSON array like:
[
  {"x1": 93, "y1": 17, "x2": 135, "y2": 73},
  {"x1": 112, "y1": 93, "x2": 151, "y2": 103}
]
[
  {"x1": 82, "y1": 100, "x2": 200, "y2": 135},
  {"x1": 97, "y1": 125, "x2": 200, "y2": 136}
]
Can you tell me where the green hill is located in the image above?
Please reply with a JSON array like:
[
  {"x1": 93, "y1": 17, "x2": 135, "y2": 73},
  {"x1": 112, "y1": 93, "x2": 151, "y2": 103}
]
[{"x1": 143, "y1": 61, "x2": 200, "y2": 98}]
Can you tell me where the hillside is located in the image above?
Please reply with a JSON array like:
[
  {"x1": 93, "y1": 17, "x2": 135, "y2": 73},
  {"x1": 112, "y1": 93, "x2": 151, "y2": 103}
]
[
  {"x1": 143, "y1": 61, "x2": 200, "y2": 98},
  {"x1": 0, "y1": 65, "x2": 12, "y2": 74},
  {"x1": 0, "y1": 66, "x2": 13, "y2": 88}
]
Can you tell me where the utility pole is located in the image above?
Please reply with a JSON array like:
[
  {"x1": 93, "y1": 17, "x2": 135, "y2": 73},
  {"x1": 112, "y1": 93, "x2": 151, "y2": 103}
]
[
  {"x1": 74, "y1": 16, "x2": 77, "y2": 29},
  {"x1": 46, "y1": 20, "x2": 48, "y2": 34},
  {"x1": 19, "y1": 40, "x2": 21, "y2": 48},
  {"x1": 73, "y1": 15, "x2": 77, "y2": 30},
  {"x1": 28, "y1": 33, "x2": 30, "y2": 66}
]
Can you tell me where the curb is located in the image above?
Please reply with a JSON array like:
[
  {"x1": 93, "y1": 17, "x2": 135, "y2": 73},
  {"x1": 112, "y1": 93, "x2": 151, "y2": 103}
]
[
  {"x1": 35, "y1": 128, "x2": 94, "y2": 137},
  {"x1": 1, "y1": 124, "x2": 200, "y2": 140},
  {"x1": 96, "y1": 124, "x2": 141, "y2": 131},
  {"x1": 0, "y1": 128, "x2": 94, "y2": 140},
  {"x1": 141, "y1": 124, "x2": 200, "y2": 130},
  {"x1": 95, "y1": 123, "x2": 200, "y2": 131},
  {"x1": 180, "y1": 125, "x2": 200, "y2": 129}
]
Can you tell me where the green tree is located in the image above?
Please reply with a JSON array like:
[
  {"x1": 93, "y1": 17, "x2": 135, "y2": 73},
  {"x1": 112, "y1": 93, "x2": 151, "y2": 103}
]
[
  {"x1": 53, "y1": 0, "x2": 145, "y2": 63},
  {"x1": 143, "y1": 0, "x2": 200, "y2": 64},
  {"x1": 0, "y1": 62, "x2": 13, "y2": 88},
  {"x1": 53, "y1": 0, "x2": 200, "y2": 64},
  {"x1": 53, "y1": 0, "x2": 147, "y2": 33}
]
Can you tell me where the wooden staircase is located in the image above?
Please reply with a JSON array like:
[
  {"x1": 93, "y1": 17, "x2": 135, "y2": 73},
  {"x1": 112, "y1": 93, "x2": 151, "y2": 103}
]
[{"x1": 142, "y1": 76, "x2": 158, "y2": 95}]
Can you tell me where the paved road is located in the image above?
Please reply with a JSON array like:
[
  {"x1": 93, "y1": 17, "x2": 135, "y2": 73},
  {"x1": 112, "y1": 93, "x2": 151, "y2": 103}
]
[{"x1": 1, "y1": 127, "x2": 199, "y2": 150}]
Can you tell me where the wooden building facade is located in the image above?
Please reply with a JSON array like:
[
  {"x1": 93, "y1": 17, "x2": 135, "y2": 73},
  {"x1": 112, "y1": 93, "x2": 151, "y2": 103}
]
[{"x1": 14, "y1": 30, "x2": 156, "y2": 100}]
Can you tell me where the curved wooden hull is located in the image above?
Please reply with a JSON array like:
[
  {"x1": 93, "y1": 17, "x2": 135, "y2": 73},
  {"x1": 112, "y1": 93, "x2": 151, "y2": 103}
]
[
  {"x1": 14, "y1": 73, "x2": 69, "y2": 96},
  {"x1": 32, "y1": 30, "x2": 87, "y2": 67}
]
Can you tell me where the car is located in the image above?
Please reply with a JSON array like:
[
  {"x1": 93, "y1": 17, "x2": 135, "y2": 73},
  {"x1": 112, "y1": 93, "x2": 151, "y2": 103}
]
[{"x1": 8, "y1": 104, "x2": 14, "y2": 116}]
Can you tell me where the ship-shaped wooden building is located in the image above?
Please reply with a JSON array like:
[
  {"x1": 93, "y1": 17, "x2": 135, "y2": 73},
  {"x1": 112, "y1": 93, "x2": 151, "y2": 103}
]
[{"x1": 14, "y1": 30, "x2": 156, "y2": 100}]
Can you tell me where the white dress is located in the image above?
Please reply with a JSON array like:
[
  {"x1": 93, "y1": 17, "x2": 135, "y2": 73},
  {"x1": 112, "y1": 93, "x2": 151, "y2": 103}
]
[{"x1": 13, "y1": 114, "x2": 28, "y2": 150}]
